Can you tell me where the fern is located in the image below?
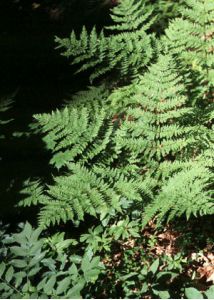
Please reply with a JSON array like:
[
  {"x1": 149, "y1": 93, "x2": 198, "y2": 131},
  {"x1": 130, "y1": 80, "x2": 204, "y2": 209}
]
[
  {"x1": 163, "y1": 0, "x2": 214, "y2": 104},
  {"x1": 55, "y1": 0, "x2": 157, "y2": 82},
  {"x1": 34, "y1": 106, "x2": 114, "y2": 169},
  {"x1": 147, "y1": 0, "x2": 185, "y2": 32},
  {"x1": 110, "y1": 55, "x2": 195, "y2": 173},
  {"x1": 142, "y1": 164, "x2": 214, "y2": 227},
  {"x1": 65, "y1": 85, "x2": 110, "y2": 112},
  {"x1": 20, "y1": 0, "x2": 214, "y2": 231},
  {"x1": 19, "y1": 163, "x2": 148, "y2": 228},
  {"x1": 19, "y1": 101, "x2": 157, "y2": 228}
]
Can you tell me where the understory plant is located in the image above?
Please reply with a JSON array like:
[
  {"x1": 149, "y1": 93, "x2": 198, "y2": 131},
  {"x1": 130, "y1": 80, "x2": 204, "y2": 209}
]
[
  {"x1": 1, "y1": 0, "x2": 213, "y2": 298},
  {"x1": 0, "y1": 223, "x2": 103, "y2": 299}
]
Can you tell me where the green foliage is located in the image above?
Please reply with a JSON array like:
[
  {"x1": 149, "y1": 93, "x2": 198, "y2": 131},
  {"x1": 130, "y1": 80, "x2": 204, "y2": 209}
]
[
  {"x1": 142, "y1": 164, "x2": 214, "y2": 227},
  {"x1": 108, "y1": 217, "x2": 140, "y2": 240},
  {"x1": 55, "y1": 0, "x2": 157, "y2": 82},
  {"x1": 0, "y1": 222, "x2": 103, "y2": 299},
  {"x1": 80, "y1": 225, "x2": 111, "y2": 254},
  {"x1": 149, "y1": 0, "x2": 185, "y2": 31},
  {"x1": 66, "y1": 85, "x2": 110, "y2": 111},
  {"x1": 34, "y1": 106, "x2": 112, "y2": 169},
  {"x1": 19, "y1": 163, "x2": 147, "y2": 229},
  {"x1": 102, "y1": 247, "x2": 184, "y2": 299},
  {"x1": 163, "y1": 0, "x2": 214, "y2": 103},
  {"x1": 8, "y1": 1, "x2": 214, "y2": 298},
  {"x1": 20, "y1": 51, "x2": 213, "y2": 229},
  {"x1": 44, "y1": 232, "x2": 78, "y2": 254},
  {"x1": 185, "y1": 286, "x2": 214, "y2": 299},
  {"x1": 110, "y1": 55, "x2": 195, "y2": 173},
  {"x1": 19, "y1": 98, "x2": 157, "y2": 228}
]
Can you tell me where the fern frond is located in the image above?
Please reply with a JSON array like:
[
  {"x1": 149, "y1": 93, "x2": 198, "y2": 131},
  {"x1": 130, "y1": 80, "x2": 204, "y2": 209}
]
[
  {"x1": 111, "y1": 55, "x2": 195, "y2": 169},
  {"x1": 106, "y1": 0, "x2": 155, "y2": 32},
  {"x1": 34, "y1": 107, "x2": 114, "y2": 169},
  {"x1": 66, "y1": 85, "x2": 110, "y2": 112},
  {"x1": 142, "y1": 164, "x2": 214, "y2": 228},
  {"x1": 55, "y1": 0, "x2": 156, "y2": 82},
  {"x1": 163, "y1": 0, "x2": 214, "y2": 103},
  {"x1": 21, "y1": 163, "x2": 148, "y2": 229},
  {"x1": 19, "y1": 179, "x2": 47, "y2": 207}
]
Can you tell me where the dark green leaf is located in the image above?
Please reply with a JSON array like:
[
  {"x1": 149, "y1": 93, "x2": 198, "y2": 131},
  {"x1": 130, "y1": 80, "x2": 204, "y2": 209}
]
[
  {"x1": 29, "y1": 252, "x2": 46, "y2": 267},
  {"x1": 11, "y1": 259, "x2": 27, "y2": 268},
  {"x1": 120, "y1": 272, "x2": 138, "y2": 281},
  {"x1": 10, "y1": 246, "x2": 27, "y2": 257},
  {"x1": 37, "y1": 277, "x2": 47, "y2": 291},
  {"x1": 44, "y1": 275, "x2": 56, "y2": 294},
  {"x1": 14, "y1": 272, "x2": 26, "y2": 288},
  {"x1": 68, "y1": 263, "x2": 78, "y2": 276},
  {"x1": 56, "y1": 277, "x2": 71, "y2": 295},
  {"x1": 5, "y1": 266, "x2": 14, "y2": 283},
  {"x1": 0, "y1": 262, "x2": 6, "y2": 277},
  {"x1": 23, "y1": 222, "x2": 33, "y2": 239},
  {"x1": 84, "y1": 269, "x2": 100, "y2": 282},
  {"x1": 66, "y1": 280, "x2": 85, "y2": 299},
  {"x1": 28, "y1": 266, "x2": 41, "y2": 277},
  {"x1": 70, "y1": 255, "x2": 82, "y2": 264}
]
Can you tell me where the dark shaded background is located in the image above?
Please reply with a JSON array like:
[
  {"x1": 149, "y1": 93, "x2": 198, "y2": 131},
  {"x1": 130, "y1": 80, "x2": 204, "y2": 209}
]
[{"x1": 0, "y1": 0, "x2": 113, "y2": 222}]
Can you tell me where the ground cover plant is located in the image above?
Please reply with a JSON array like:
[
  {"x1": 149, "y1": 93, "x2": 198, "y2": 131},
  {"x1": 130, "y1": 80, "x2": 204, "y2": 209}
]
[{"x1": 0, "y1": 0, "x2": 214, "y2": 298}]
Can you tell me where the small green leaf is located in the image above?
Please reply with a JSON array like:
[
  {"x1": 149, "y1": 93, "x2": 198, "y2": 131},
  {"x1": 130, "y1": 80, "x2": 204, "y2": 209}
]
[
  {"x1": 84, "y1": 269, "x2": 100, "y2": 282},
  {"x1": 67, "y1": 280, "x2": 85, "y2": 299},
  {"x1": 69, "y1": 263, "x2": 78, "y2": 276},
  {"x1": 11, "y1": 259, "x2": 27, "y2": 268},
  {"x1": 114, "y1": 227, "x2": 123, "y2": 240},
  {"x1": 22, "y1": 281, "x2": 30, "y2": 293},
  {"x1": 5, "y1": 266, "x2": 14, "y2": 283},
  {"x1": 156, "y1": 271, "x2": 178, "y2": 280},
  {"x1": 70, "y1": 255, "x2": 82, "y2": 264},
  {"x1": 158, "y1": 290, "x2": 170, "y2": 299},
  {"x1": 56, "y1": 277, "x2": 71, "y2": 295},
  {"x1": 185, "y1": 287, "x2": 204, "y2": 299},
  {"x1": 29, "y1": 241, "x2": 44, "y2": 256},
  {"x1": 141, "y1": 282, "x2": 149, "y2": 293},
  {"x1": 14, "y1": 272, "x2": 26, "y2": 288},
  {"x1": 149, "y1": 258, "x2": 159, "y2": 274},
  {"x1": 29, "y1": 252, "x2": 46, "y2": 267},
  {"x1": 30, "y1": 292, "x2": 39, "y2": 299},
  {"x1": 30, "y1": 228, "x2": 42, "y2": 243},
  {"x1": 41, "y1": 258, "x2": 56, "y2": 271},
  {"x1": 28, "y1": 266, "x2": 41, "y2": 277},
  {"x1": 204, "y1": 285, "x2": 214, "y2": 299},
  {"x1": 10, "y1": 246, "x2": 27, "y2": 257},
  {"x1": 23, "y1": 222, "x2": 33, "y2": 239},
  {"x1": 0, "y1": 262, "x2": 6, "y2": 277},
  {"x1": 56, "y1": 239, "x2": 75, "y2": 252},
  {"x1": 120, "y1": 272, "x2": 138, "y2": 281},
  {"x1": 44, "y1": 275, "x2": 56, "y2": 294},
  {"x1": 37, "y1": 277, "x2": 47, "y2": 291},
  {"x1": 81, "y1": 255, "x2": 90, "y2": 272}
]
